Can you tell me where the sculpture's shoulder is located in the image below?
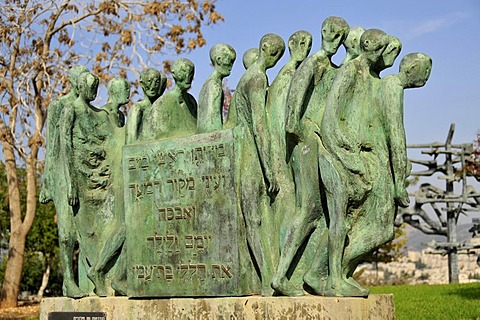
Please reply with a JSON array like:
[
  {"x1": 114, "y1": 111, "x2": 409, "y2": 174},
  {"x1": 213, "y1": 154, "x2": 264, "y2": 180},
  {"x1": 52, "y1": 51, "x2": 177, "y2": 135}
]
[
  {"x1": 202, "y1": 75, "x2": 222, "y2": 92},
  {"x1": 129, "y1": 100, "x2": 149, "y2": 117}
]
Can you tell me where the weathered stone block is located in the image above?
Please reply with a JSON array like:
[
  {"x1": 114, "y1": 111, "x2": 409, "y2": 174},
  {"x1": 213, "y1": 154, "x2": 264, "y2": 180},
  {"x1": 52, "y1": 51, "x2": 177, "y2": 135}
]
[
  {"x1": 123, "y1": 129, "x2": 257, "y2": 297},
  {"x1": 40, "y1": 295, "x2": 395, "y2": 319}
]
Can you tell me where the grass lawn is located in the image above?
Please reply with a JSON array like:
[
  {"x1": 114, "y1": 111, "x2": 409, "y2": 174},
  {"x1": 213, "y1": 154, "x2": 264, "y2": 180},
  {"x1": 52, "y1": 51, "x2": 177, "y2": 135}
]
[{"x1": 370, "y1": 283, "x2": 480, "y2": 320}]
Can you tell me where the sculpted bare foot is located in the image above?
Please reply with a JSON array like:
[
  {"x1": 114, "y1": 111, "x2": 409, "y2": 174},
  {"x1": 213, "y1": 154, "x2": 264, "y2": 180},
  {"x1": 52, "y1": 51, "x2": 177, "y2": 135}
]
[
  {"x1": 87, "y1": 268, "x2": 109, "y2": 297},
  {"x1": 325, "y1": 277, "x2": 369, "y2": 297},
  {"x1": 303, "y1": 272, "x2": 327, "y2": 295},
  {"x1": 112, "y1": 279, "x2": 127, "y2": 296},
  {"x1": 63, "y1": 280, "x2": 88, "y2": 299},
  {"x1": 271, "y1": 276, "x2": 304, "y2": 296},
  {"x1": 346, "y1": 276, "x2": 367, "y2": 292}
]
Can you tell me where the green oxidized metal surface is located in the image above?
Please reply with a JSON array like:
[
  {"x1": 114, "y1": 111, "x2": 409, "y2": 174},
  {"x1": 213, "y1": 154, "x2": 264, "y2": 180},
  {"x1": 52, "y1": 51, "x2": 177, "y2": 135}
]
[{"x1": 124, "y1": 129, "x2": 253, "y2": 296}]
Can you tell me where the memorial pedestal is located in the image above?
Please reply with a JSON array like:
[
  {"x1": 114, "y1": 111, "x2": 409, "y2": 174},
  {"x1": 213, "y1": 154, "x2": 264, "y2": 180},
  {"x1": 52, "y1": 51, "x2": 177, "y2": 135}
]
[{"x1": 40, "y1": 295, "x2": 394, "y2": 319}]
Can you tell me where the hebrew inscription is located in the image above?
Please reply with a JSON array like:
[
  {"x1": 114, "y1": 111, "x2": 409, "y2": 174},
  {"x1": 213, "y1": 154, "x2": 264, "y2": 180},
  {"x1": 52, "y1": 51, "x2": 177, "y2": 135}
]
[{"x1": 124, "y1": 129, "x2": 250, "y2": 296}]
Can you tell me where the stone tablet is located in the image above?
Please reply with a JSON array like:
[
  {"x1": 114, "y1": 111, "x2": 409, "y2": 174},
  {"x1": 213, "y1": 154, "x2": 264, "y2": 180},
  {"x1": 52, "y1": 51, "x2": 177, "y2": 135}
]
[{"x1": 123, "y1": 129, "x2": 257, "y2": 296}]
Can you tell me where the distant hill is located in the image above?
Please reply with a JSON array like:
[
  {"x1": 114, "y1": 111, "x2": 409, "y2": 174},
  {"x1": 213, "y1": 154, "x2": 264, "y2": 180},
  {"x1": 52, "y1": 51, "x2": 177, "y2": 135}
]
[{"x1": 404, "y1": 223, "x2": 476, "y2": 251}]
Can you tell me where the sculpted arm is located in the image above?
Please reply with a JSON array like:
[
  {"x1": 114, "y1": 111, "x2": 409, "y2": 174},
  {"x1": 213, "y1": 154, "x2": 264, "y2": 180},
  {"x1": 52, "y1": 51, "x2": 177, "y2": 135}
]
[
  {"x1": 60, "y1": 104, "x2": 78, "y2": 206},
  {"x1": 249, "y1": 76, "x2": 277, "y2": 191},
  {"x1": 321, "y1": 63, "x2": 356, "y2": 152},
  {"x1": 126, "y1": 104, "x2": 141, "y2": 144},
  {"x1": 384, "y1": 80, "x2": 409, "y2": 206},
  {"x1": 45, "y1": 100, "x2": 61, "y2": 153},
  {"x1": 41, "y1": 100, "x2": 61, "y2": 193},
  {"x1": 320, "y1": 63, "x2": 365, "y2": 174},
  {"x1": 285, "y1": 58, "x2": 314, "y2": 139}
]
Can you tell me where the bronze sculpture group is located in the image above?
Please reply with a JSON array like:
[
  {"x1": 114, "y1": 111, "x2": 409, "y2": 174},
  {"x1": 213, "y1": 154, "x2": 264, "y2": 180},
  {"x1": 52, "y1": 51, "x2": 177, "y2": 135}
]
[{"x1": 41, "y1": 16, "x2": 432, "y2": 298}]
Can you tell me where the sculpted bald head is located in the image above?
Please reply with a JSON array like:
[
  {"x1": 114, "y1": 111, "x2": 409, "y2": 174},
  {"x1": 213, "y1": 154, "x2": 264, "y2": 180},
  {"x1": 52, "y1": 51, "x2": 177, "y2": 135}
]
[
  {"x1": 259, "y1": 33, "x2": 285, "y2": 69},
  {"x1": 210, "y1": 43, "x2": 236, "y2": 77},
  {"x1": 321, "y1": 16, "x2": 350, "y2": 56},
  {"x1": 171, "y1": 58, "x2": 195, "y2": 90},
  {"x1": 399, "y1": 52, "x2": 432, "y2": 88},
  {"x1": 288, "y1": 30, "x2": 312, "y2": 62}
]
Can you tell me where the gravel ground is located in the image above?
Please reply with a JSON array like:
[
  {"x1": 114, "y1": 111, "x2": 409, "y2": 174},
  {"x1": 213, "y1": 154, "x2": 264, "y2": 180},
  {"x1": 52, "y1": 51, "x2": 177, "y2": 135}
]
[{"x1": 0, "y1": 304, "x2": 39, "y2": 320}]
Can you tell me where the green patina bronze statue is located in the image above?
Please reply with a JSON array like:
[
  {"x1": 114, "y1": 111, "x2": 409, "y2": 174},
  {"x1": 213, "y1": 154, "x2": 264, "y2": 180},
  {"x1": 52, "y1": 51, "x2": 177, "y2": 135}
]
[
  {"x1": 197, "y1": 44, "x2": 236, "y2": 133},
  {"x1": 126, "y1": 68, "x2": 166, "y2": 144},
  {"x1": 273, "y1": 17, "x2": 350, "y2": 296},
  {"x1": 142, "y1": 58, "x2": 197, "y2": 141},
  {"x1": 41, "y1": 16, "x2": 431, "y2": 299},
  {"x1": 40, "y1": 65, "x2": 90, "y2": 298}
]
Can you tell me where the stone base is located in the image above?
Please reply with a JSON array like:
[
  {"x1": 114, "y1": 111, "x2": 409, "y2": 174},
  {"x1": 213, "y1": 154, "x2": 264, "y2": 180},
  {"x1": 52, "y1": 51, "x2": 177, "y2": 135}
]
[{"x1": 40, "y1": 295, "x2": 394, "y2": 319}]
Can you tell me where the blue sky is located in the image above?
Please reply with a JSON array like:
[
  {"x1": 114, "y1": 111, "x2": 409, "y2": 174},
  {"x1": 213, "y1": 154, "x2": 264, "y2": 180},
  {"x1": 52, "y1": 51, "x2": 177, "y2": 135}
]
[{"x1": 175, "y1": 0, "x2": 480, "y2": 146}]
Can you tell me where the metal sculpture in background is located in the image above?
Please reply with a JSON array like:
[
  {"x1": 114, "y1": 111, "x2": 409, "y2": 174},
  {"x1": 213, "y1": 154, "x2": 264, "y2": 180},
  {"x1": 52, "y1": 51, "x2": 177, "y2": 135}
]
[{"x1": 395, "y1": 123, "x2": 480, "y2": 283}]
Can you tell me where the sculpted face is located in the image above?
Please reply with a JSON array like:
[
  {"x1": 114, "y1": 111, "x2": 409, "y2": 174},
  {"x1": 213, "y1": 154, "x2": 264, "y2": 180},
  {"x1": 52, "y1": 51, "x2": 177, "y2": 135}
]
[
  {"x1": 260, "y1": 34, "x2": 285, "y2": 69},
  {"x1": 343, "y1": 26, "x2": 365, "y2": 60},
  {"x1": 68, "y1": 66, "x2": 89, "y2": 94},
  {"x1": 141, "y1": 71, "x2": 161, "y2": 100},
  {"x1": 172, "y1": 61, "x2": 194, "y2": 91},
  {"x1": 360, "y1": 29, "x2": 389, "y2": 70},
  {"x1": 321, "y1": 21, "x2": 347, "y2": 57},
  {"x1": 290, "y1": 32, "x2": 312, "y2": 63},
  {"x1": 80, "y1": 73, "x2": 98, "y2": 102},
  {"x1": 381, "y1": 35, "x2": 402, "y2": 70},
  {"x1": 401, "y1": 53, "x2": 432, "y2": 88},
  {"x1": 266, "y1": 48, "x2": 282, "y2": 68},
  {"x1": 216, "y1": 49, "x2": 236, "y2": 77}
]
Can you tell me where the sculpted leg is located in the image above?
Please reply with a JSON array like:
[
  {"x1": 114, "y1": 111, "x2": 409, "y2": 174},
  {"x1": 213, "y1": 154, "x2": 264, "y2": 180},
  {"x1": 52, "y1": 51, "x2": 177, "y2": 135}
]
[
  {"x1": 271, "y1": 142, "x2": 320, "y2": 296},
  {"x1": 87, "y1": 224, "x2": 125, "y2": 296},
  {"x1": 241, "y1": 181, "x2": 275, "y2": 295},
  {"x1": 320, "y1": 157, "x2": 368, "y2": 297},
  {"x1": 303, "y1": 227, "x2": 328, "y2": 295},
  {"x1": 343, "y1": 214, "x2": 395, "y2": 279},
  {"x1": 57, "y1": 202, "x2": 87, "y2": 298}
]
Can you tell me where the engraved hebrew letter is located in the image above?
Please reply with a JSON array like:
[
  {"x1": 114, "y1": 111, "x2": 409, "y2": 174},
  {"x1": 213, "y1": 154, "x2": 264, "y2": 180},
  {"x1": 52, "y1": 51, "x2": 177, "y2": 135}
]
[
  {"x1": 184, "y1": 206, "x2": 195, "y2": 219},
  {"x1": 178, "y1": 263, "x2": 188, "y2": 279},
  {"x1": 165, "y1": 265, "x2": 174, "y2": 281},
  {"x1": 185, "y1": 234, "x2": 194, "y2": 249},
  {"x1": 212, "y1": 264, "x2": 222, "y2": 279},
  {"x1": 166, "y1": 207, "x2": 175, "y2": 221},
  {"x1": 221, "y1": 265, "x2": 233, "y2": 278}
]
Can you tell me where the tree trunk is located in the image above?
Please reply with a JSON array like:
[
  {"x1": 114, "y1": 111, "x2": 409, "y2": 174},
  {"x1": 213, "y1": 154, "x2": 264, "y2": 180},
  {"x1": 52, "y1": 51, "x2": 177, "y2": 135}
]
[
  {"x1": 0, "y1": 128, "x2": 23, "y2": 308},
  {"x1": 0, "y1": 126, "x2": 39, "y2": 308},
  {"x1": 0, "y1": 238, "x2": 26, "y2": 308},
  {"x1": 37, "y1": 261, "x2": 51, "y2": 301}
]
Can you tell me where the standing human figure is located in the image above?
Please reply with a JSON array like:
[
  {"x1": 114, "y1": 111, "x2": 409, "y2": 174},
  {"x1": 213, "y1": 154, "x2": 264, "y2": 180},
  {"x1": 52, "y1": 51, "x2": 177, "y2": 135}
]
[
  {"x1": 40, "y1": 65, "x2": 89, "y2": 298},
  {"x1": 126, "y1": 68, "x2": 166, "y2": 144},
  {"x1": 223, "y1": 48, "x2": 258, "y2": 130},
  {"x1": 61, "y1": 71, "x2": 119, "y2": 295},
  {"x1": 265, "y1": 30, "x2": 312, "y2": 274},
  {"x1": 103, "y1": 77, "x2": 130, "y2": 128},
  {"x1": 304, "y1": 32, "x2": 403, "y2": 295},
  {"x1": 142, "y1": 58, "x2": 197, "y2": 141},
  {"x1": 86, "y1": 76, "x2": 131, "y2": 296},
  {"x1": 233, "y1": 33, "x2": 284, "y2": 294},
  {"x1": 197, "y1": 43, "x2": 236, "y2": 133},
  {"x1": 272, "y1": 17, "x2": 350, "y2": 296},
  {"x1": 342, "y1": 52, "x2": 432, "y2": 281},
  {"x1": 318, "y1": 29, "x2": 390, "y2": 297}
]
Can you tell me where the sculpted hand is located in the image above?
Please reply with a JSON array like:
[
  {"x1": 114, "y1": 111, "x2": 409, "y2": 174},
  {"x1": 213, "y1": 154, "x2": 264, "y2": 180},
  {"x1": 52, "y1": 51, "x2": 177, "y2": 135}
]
[
  {"x1": 68, "y1": 184, "x2": 79, "y2": 207},
  {"x1": 266, "y1": 169, "x2": 280, "y2": 195},
  {"x1": 39, "y1": 187, "x2": 52, "y2": 204},
  {"x1": 394, "y1": 184, "x2": 410, "y2": 208}
]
